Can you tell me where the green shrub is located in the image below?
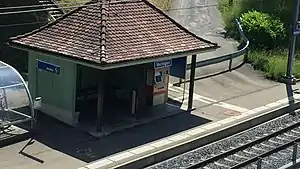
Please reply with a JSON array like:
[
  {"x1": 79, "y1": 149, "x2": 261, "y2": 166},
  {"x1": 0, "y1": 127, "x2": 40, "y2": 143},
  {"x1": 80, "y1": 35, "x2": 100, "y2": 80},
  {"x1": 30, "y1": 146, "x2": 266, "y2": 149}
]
[
  {"x1": 150, "y1": 0, "x2": 172, "y2": 11},
  {"x1": 240, "y1": 10, "x2": 286, "y2": 49},
  {"x1": 247, "y1": 49, "x2": 300, "y2": 80}
]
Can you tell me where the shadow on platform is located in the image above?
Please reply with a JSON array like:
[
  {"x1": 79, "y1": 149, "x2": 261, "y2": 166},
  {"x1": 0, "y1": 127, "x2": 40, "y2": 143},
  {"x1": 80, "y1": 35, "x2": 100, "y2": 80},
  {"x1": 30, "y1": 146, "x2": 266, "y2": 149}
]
[{"x1": 7, "y1": 99, "x2": 210, "y2": 163}]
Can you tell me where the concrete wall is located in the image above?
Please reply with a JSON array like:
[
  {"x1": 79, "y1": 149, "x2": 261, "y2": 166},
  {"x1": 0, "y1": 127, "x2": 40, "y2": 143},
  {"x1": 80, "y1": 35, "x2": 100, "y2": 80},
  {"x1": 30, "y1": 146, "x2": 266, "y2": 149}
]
[{"x1": 28, "y1": 52, "x2": 77, "y2": 125}]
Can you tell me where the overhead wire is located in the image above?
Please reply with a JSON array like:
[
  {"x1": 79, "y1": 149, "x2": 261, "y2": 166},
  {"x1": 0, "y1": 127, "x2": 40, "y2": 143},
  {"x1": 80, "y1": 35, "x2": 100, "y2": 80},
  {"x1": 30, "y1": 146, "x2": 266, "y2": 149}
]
[
  {"x1": 0, "y1": 1, "x2": 263, "y2": 28},
  {"x1": 0, "y1": 0, "x2": 136, "y2": 15},
  {"x1": 0, "y1": 3, "x2": 110, "y2": 15},
  {"x1": 0, "y1": 21, "x2": 48, "y2": 28},
  {"x1": 0, "y1": 0, "x2": 267, "y2": 12},
  {"x1": 0, "y1": 1, "x2": 88, "y2": 10},
  {"x1": 0, "y1": 1, "x2": 222, "y2": 15},
  {"x1": 0, "y1": 3, "x2": 223, "y2": 28}
]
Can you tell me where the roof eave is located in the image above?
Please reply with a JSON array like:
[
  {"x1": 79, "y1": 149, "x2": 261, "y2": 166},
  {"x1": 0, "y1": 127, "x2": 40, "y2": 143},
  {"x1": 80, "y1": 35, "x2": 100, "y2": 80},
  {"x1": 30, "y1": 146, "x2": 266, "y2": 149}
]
[
  {"x1": 8, "y1": 41, "x2": 219, "y2": 70},
  {"x1": 101, "y1": 46, "x2": 220, "y2": 70}
]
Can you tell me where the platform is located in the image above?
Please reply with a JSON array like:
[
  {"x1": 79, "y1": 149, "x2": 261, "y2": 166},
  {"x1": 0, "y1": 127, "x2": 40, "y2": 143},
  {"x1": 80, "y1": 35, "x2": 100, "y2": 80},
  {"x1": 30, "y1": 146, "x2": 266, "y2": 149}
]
[
  {"x1": 77, "y1": 94, "x2": 300, "y2": 169},
  {"x1": 0, "y1": 125, "x2": 31, "y2": 148}
]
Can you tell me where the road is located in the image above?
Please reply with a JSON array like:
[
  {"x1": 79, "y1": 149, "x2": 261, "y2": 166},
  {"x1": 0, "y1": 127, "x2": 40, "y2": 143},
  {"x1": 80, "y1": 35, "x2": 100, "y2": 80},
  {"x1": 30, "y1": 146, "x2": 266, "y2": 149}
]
[
  {"x1": 168, "y1": 0, "x2": 279, "y2": 120},
  {"x1": 169, "y1": 0, "x2": 240, "y2": 74},
  {"x1": 0, "y1": 1, "x2": 289, "y2": 169}
]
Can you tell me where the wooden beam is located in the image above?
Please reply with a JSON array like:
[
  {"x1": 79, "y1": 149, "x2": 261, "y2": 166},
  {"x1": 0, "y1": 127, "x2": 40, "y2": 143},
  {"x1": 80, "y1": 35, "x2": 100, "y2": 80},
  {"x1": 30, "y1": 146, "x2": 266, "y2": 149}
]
[{"x1": 96, "y1": 71, "x2": 105, "y2": 132}]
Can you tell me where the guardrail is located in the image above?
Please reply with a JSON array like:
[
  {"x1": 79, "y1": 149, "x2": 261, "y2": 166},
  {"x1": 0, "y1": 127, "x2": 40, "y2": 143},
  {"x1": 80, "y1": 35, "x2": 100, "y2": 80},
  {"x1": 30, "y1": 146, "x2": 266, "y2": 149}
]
[
  {"x1": 186, "y1": 18, "x2": 249, "y2": 71},
  {"x1": 50, "y1": 0, "x2": 66, "y2": 14}
]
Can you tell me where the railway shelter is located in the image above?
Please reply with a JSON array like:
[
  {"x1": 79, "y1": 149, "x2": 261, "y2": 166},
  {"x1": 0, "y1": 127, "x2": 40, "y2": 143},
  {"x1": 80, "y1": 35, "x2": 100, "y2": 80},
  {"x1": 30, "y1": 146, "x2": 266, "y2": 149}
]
[
  {"x1": 0, "y1": 60, "x2": 35, "y2": 136},
  {"x1": 8, "y1": 0, "x2": 218, "y2": 135}
]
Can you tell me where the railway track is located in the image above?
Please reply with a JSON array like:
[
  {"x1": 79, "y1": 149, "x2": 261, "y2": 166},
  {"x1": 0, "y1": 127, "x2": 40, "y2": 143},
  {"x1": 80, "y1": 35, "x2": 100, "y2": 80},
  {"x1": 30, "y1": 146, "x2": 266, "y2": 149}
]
[
  {"x1": 188, "y1": 120, "x2": 300, "y2": 169},
  {"x1": 147, "y1": 111, "x2": 300, "y2": 169}
]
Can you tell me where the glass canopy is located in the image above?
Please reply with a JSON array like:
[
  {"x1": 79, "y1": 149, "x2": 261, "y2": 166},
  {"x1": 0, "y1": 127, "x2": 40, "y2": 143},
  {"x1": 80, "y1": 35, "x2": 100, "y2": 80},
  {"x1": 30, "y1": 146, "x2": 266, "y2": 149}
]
[{"x1": 0, "y1": 61, "x2": 34, "y2": 129}]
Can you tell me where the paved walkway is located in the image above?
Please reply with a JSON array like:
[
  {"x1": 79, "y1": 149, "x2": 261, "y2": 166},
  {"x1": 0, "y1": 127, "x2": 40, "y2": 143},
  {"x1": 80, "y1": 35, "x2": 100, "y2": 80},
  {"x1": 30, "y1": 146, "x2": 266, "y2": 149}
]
[
  {"x1": 78, "y1": 80, "x2": 300, "y2": 169},
  {"x1": 0, "y1": 79, "x2": 299, "y2": 169},
  {"x1": 0, "y1": 0, "x2": 298, "y2": 168}
]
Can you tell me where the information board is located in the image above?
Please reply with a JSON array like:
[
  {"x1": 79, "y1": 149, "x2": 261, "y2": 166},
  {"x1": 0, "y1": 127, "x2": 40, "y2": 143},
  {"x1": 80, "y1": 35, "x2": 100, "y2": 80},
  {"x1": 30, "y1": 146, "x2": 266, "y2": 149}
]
[{"x1": 170, "y1": 56, "x2": 187, "y2": 79}]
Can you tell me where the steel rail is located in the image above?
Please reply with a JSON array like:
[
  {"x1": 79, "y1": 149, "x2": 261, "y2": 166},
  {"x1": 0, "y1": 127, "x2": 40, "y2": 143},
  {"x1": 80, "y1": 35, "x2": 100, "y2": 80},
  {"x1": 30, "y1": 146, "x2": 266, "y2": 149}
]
[
  {"x1": 230, "y1": 137, "x2": 300, "y2": 169},
  {"x1": 186, "y1": 120, "x2": 300, "y2": 168}
]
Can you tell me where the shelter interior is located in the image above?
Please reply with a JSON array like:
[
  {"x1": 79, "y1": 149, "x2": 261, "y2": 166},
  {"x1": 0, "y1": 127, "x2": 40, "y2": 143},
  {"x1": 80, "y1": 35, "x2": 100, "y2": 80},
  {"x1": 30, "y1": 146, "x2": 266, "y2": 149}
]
[{"x1": 29, "y1": 52, "x2": 187, "y2": 134}]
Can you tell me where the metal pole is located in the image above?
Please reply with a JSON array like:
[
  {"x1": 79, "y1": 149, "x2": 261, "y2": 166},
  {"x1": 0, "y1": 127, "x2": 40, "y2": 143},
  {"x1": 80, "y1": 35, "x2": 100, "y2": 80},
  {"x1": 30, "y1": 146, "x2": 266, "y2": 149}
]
[
  {"x1": 257, "y1": 157, "x2": 262, "y2": 169},
  {"x1": 229, "y1": 56, "x2": 233, "y2": 71},
  {"x1": 293, "y1": 142, "x2": 298, "y2": 163},
  {"x1": 285, "y1": 0, "x2": 300, "y2": 83},
  {"x1": 188, "y1": 54, "x2": 196, "y2": 110}
]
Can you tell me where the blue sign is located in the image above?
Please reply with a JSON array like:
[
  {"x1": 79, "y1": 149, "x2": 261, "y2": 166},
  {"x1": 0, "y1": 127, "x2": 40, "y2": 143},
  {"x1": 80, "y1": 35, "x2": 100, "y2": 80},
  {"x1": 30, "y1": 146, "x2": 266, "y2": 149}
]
[
  {"x1": 170, "y1": 57, "x2": 187, "y2": 79},
  {"x1": 154, "y1": 60, "x2": 172, "y2": 69},
  {"x1": 36, "y1": 60, "x2": 60, "y2": 74}
]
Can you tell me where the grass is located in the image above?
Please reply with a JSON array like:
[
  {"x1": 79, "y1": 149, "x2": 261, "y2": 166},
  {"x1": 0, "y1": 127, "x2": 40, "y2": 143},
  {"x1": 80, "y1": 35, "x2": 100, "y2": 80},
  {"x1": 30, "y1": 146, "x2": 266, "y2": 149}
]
[
  {"x1": 149, "y1": 0, "x2": 172, "y2": 11},
  {"x1": 218, "y1": 0, "x2": 300, "y2": 81},
  {"x1": 247, "y1": 50, "x2": 300, "y2": 80},
  {"x1": 218, "y1": 0, "x2": 244, "y2": 37},
  {"x1": 57, "y1": 0, "x2": 172, "y2": 11}
]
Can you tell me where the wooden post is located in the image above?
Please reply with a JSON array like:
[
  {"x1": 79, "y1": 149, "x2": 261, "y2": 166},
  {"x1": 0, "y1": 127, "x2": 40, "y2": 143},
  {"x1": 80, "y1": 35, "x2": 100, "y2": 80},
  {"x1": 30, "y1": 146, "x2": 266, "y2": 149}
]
[
  {"x1": 96, "y1": 71, "x2": 105, "y2": 132},
  {"x1": 188, "y1": 54, "x2": 197, "y2": 110},
  {"x1": 131, "y1": 90, "x2": 137, "y2": 116}
]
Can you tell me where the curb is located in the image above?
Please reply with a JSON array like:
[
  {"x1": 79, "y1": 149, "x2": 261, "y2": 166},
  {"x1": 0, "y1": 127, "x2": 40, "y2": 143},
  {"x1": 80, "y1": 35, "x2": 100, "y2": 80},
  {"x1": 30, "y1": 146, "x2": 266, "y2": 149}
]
[
  {"x1": 0, "y1": 127, "x2": 32, "y2": 148},
  {"x1": 79, "y1": 96, "x2": 300, "y2": 169}
]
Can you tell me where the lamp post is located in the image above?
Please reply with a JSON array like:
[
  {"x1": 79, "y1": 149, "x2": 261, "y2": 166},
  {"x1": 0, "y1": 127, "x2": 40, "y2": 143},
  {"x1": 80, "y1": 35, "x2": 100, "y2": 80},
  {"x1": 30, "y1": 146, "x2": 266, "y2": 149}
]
[{"x1": 283, "y1": 0, "x2": 300, "y2": 85}]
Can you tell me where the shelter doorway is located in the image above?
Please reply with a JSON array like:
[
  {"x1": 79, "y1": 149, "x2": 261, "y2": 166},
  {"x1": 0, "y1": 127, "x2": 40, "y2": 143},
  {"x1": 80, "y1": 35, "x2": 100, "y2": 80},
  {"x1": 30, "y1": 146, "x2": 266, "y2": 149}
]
[{"x1": 75, "y1": 65, "x2": 144, "y2": 131}]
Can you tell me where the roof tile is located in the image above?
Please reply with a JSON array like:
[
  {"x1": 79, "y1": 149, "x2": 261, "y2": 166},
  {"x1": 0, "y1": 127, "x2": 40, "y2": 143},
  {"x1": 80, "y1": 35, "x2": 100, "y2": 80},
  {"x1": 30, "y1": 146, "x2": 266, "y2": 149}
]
[{"x1": 10, "y1": 0, "x2": 218, "y2": 64}]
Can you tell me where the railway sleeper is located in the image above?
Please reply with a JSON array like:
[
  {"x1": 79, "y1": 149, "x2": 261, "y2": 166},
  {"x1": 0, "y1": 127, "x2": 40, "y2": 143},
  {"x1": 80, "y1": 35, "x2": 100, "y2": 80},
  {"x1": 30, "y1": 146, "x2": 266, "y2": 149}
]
[
  {"x1": 284, "y1": 132, "x2": 300, "y2": 138},
  {"x1": 260, "y1": 142, "x2": 276, "y2": 149},
  {"x1": 233, "y1": 154, "x2": 250, "y2": 160},
  {"x1": 251, "y1": 146, "x2": 268, "y2": 152},
  {"x1": 268, "y1": 138, "x2": 285, "y2": 145},
  {"x1": 291, "y1": 129, "x2": 300, "y2": 134},
  {"x1": 213, "y1": 161, "x2": 231, "y2": 168},
  {"x1": 276, "y1": 135, "x2": 294, "y2": 142}
]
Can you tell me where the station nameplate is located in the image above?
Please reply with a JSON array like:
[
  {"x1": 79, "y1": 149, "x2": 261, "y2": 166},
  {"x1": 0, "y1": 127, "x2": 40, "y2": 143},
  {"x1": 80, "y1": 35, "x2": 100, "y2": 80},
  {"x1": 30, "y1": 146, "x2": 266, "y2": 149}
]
[
  {"x1": 154, "y1": 60, "x2": 172, "y2": 69},
  {"x1": 36, "y1": 60, "x2": 60, "y2": 74}
]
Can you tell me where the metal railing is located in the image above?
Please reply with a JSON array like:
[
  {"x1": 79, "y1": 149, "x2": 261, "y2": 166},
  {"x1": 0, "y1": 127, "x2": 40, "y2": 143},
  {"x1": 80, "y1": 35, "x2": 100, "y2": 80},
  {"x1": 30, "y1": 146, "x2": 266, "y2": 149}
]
[
  {"x1": 50, "y1": 0, "x2": 66, "y2": 14},
  {"x1": 186, "y1": 18, "x2": 249, "y2": 72}
]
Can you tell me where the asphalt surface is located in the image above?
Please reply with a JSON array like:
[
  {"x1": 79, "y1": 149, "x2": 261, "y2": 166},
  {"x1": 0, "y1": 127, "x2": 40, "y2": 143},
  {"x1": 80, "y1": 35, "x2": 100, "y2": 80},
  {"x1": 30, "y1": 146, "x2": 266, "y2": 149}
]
[
  {"x1": 168, "y1": 0, "x2": 279, "y2": 121},
  {"x1": 0, "y1": 1, "x2": 291, "y2": 169}
]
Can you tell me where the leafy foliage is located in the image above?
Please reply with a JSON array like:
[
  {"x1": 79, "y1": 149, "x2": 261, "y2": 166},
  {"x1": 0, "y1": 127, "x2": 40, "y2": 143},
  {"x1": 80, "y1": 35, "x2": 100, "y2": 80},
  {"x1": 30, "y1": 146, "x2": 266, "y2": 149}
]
[
  {"x1": 218, "y1": 0, "x2": 299, "y2": 81},
  {"x1": 240, "y1": 10, "x2": 286, "y2": 49},
  {"x1": 246, "y1": 49, "x2": 300, "y2": 80}
]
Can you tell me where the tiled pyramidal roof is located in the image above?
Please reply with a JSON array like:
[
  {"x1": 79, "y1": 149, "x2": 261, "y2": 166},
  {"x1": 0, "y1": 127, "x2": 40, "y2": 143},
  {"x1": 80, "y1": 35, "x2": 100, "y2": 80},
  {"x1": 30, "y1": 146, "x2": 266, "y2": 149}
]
[{"x1": 10, "y1": 0, "x2": 218, "y2": 64}]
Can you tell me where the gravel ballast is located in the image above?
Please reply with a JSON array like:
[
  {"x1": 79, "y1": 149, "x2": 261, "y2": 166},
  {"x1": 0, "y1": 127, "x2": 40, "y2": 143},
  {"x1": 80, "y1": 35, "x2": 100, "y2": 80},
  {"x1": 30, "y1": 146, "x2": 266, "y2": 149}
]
[{"x1": 146, "y1": 111, "x2": 300, "y2": 169}]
